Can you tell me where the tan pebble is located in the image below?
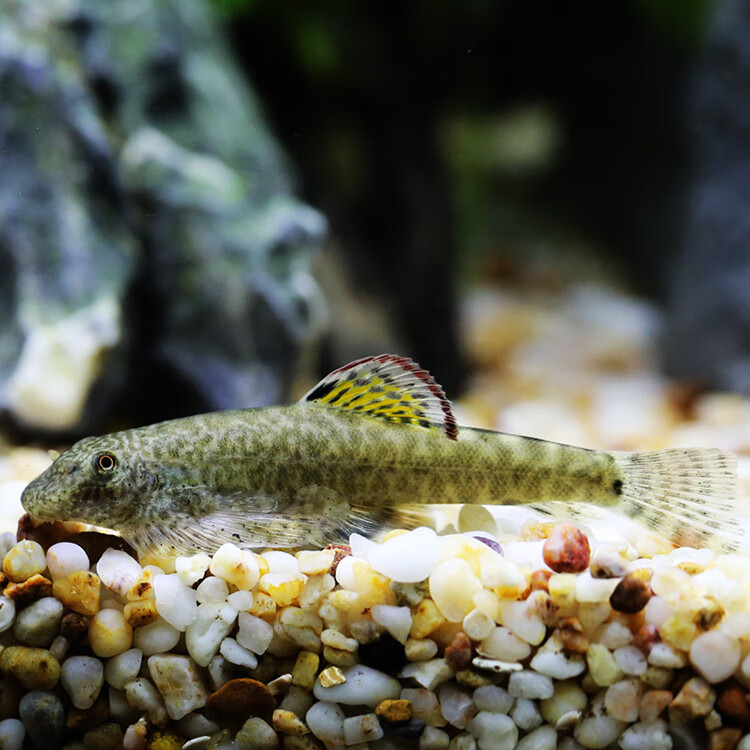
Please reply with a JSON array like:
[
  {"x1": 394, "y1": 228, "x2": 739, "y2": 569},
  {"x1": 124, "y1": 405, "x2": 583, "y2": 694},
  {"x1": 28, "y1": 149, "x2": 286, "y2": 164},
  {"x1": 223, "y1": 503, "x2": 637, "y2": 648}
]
[
  {"x1": 633, "y1": 624, "x2": 660, "y2": 653},
  {"x1": 320, "y1": 628, "x2": 358, "y2": 653},
  {"x1": 520, "y1": 520, "x2": 555, "y2": 541},
  {"x1": 445, "y1": 632, "x2": 473, "y2": 671},
  {"x1": 589, "y1": 551, "x2": 629, "y2": 579},
  {"x1": 548, "y1": 574, "x2": 577, "y2": 617},
  {"x1": 265, "y1": 578, "x2": 304, "y2": 608},
  {"x1": 273, "y1": 708, "x2": 309, "y2": 735},
  {"x1": 587, "y1": 644, "x2": 623, "y2": 687},
  {"x1": 677, "y1": 561, "x2": 706, "y2": 575},
  {"x1": 322, "y1": 646, "x2": 357, "y2": 668},
  {"x1": 410, "y1": 599, "x2": 446, "y2": 639},
  {"x1": 639, "y1": 689, "x2": 672, "y2": 722},
  {"x1": 277, "y1": 608, "x2": 323, "y2": 653},
  {"x1": 660, "y1": 614, "x2": 698, "y2": 651},
  {"x1": 543, "y1": 524, "x2": 591, "y2": 574},
  {"x1": 123, "y1": 599, "x2": 159, "y2": 628},
  {"x1": 267, "y1": 673, "x2": 292, "y2": 698},
  {"x1": 455, "y1": 669, "x2": 493, "y2": 688},
  {"x1": 376, "y1": 698, "x2": 413, "y2": 722},
  {"x1": 291, "y1": 651, "x2": 319, "y2": 691},
  {"x1": 610, "y1": 574, "x2": 652, "y2": 615},
  {"x1": 318, "y1": 666, "x2": 346, "y2": 687},
  {"x1": 327, "y1": 589, "x2": 364, "y2": 614},
  {"x1": 249, "y1": 591, "x2": 277, "y2": 620},
  {"x1": 3, "y1": 540, "x2": 46, "y2": 583},
  {"x1": 126, "y1": 572, "x2": 155, "y2": 602},
  {"x1": 4, "y1": 573, "x2": 52, "y2": 604},
  {"x1": 559, "y1": 618, "x2": 589, "y2": 654},
  {"x1": 204, "y1": 678, "x2": 275, "y2": 723},
  {"x1": 0, "y1": 645, "x2": 60, "y2": 689},
  {"x1": 52, "y1": 571, "x2": 100, "y2": 616},
  {"x1": 89, "y1": 609, "x2": 133, "y2": 658},
  {"x1": 670, "y1": 677, "x2": 716, "y2": 723},
  {"x1": 297, "y1": 550, "x2": 335, "y2": 576},
  {"x1": 405, "y1": 638, "x2": 438, "y2": 662},
  {"x1": 529, "y1": 569, "x2": 553, "y2": 591},
  {"x1": 123, "y1": 718, "x2": 147, "y2": 750},
  {"x1": 709, "y1": 728, "x2": 743, "y2": 750}
]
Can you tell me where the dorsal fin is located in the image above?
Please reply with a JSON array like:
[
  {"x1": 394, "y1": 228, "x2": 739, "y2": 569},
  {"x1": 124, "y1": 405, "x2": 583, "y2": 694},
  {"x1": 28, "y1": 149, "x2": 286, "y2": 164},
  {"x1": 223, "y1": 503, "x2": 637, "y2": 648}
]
[{"x1": 300, "y1": 354, "x2": 458, "y2": 440}]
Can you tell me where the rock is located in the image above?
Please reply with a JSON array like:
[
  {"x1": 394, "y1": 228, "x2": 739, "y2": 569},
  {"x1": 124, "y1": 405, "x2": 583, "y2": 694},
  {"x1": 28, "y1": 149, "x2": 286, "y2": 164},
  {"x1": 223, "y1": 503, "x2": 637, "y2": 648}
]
[
  {"x1": 410, "y1": 599, "x2": 447, "y2": 640},
  {"x1": 272, "y1": 708, "x2": 309, "y2": 735},
  {"x1": 66, "y1": 693, "x2": 110, "y2": 732},
  {"x1": 342, "y1": 713, "x2": 383, "y2": 744},
  {"x1": 292, "y1": 651, "x2": 320, "y2": 691},
  {"x1": 539, "y1": 681, "x2": 588, "y2": 725},
  {"x1": 89, "y1": 609, "x2": 133, "y2": 658},
  {"x1": 473, "y1": 686, "x2": 514, "y2": 714},
  {"x1": 104, "y1": 649, "x2": 143, "y2": 691},
  {"x1": 510, "y1": 697, "x2": 542, "y2": 732},
  {"x1": 438, "y1": 684, "x2": 475, "y2": 729},
  {"x1": 210, "y1": 544, "x2": 260, "y2": 591},
  {"x1": 18, "y1": 691, "x2": 65, "y2": 749},
  {"x1": 175, "y1": 553, "x2": 211, "y2": 587},
  {"x1": 13, "y1": 596, "x2": 63, "y2": 647},
  {"x1": 313, "y1": 664, "x2": 400, "y2": 707},
  {"x1": 367, "y1": 528, "x2": 441, "y2": 583},
  {"x1": 60, "y1": 611, "x2": 91, "y2": 642},
  {"x1": 3, "y1": 541, "x2": 46, "y2": 583},
  {"x1": 479, "y1": 626, "x2": 531, "y2": 662},
  {"x1": 196, "y1": 576, "x2": 230, "y2": 604},
  {"x1": 0, "y1": 646, "x2": 60, "y2": 689},
  {"x1": 405, "y1": 638, "x2": 439, "y2": 662},
  {"x1": 586, "y1": 644, "x2": 624, "y2": 687},
  {"x1": 462, "y1": 609, "x2": 495, "y2": 642},
  {"x1": 419, "y1": 726, "x2": 450, "y2": 749},
  {"x1": 132, "y1": 617, "x2": 180, "y2": 656},
  {"x1": 185, "y1": 602, "x2": 237, "y2": 667},
  {"x1": 227, "y1": 590, "x2": 253, "y2": 612},
  {"x1": 467, "y1": 711, "x2": 518, "y2": 750},
  {"x1": 153, "y1": 574, "x2": 198, "y2": 632},
  {"x1": 235, "y1": 717, "x2": 279, "y2": 750},
  {"x1": 82, "y1": 721, "x2": 124, "y2": 749},
  {"x1": 0, "y1": 718, "x2": 24, "y2": 750},
  {"x1": 638, "y1": 690, "x2": 673, "y2": 723},
  {"x1": 237, "y1": 611, "x2": 275, "y2": 655},
  {"x1": 306, "y1": 701, "x2": 345, "y2": 746},
  {"x1": 670, "y1": 677, "x2": 716, "y2": 724},
  {"x1": 529, "y1": 632, "x2": 586, "y2": 680},
  {"x1": 515, "y1": 725, "x2": 557, "y2": 750},
  {"x1": 604, "y1": 679, "x2": 641, "y2": 723},
  {"x1": 574, "y1": 715, "x2": 627, "y2": 748},
  {"x1": 204, "y1": 678, "x2": 275, "y2": 724},
  {"x1": 542, "y1": 524, "x2": 590, "y2": 573},
  {"x1": 400, "y1": 659, "x2": 455, "y2": 692},
  {"x1": 376, "y1": 698, "x2": 413, "y2": 722},
  {"x1": 371, "y1": 604, "x2": 413, "y2": 645},
  {"x1": 508, "y1": 671, "x2": 555, "y2": 700},
  {"x1": 220, "y1": 637, "x2": 258, "y2": 668},
  {"x1": 610, "y1": 574, "x2": 652, "y2": 614},
  {"x1": 52, "y1": 571, "x2": 100, "y2": 616},
  {"x1": 445, "y1": 632, "x2": 473, "y2": 671},
  {"x1": 690, "y1": 630, "x2": 741, "y2": 683},
  {"x1": 124, "y1": 678, "x2": 168, "y2": 725},
  {"x1": 3, "y1": 575, "x2": 53, "y2": 607},
  {"x1": 429, "y1": 560, "x2": 482, "y2": 623},
  {"x1": 45, "y1": 543, "x2": 90, "y2": 581},
  {"x1": 147, "y1": 654, "x2": 209, "y2": 721},
  {"x1": 123, "y1": 599, "x2": 159, "y2": 629},
  {"x1": 60, "y1": 655, "x2": 104, "y2": 710},
  {"x1": 96, "y1": 550, "x2": 142, "y2": 597}
]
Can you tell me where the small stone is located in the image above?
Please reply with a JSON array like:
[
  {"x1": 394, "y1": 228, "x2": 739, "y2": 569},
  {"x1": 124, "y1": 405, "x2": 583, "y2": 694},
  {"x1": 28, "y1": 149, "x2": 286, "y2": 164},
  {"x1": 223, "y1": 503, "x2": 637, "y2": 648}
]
[
  {"x1": 124, "y1": 677, "x2": 168, "y2": 725},
  {"x1": 559, "y1": 618, "x2": 589, "y2": 654},
  {"x1": 208, "y1": 655, "x2": 232, "y2": 691},
  {"x1": 297, "y1": 550, "x2": 335, "y2": 576},
  {"x1": 462, "y1": 609, "x2": 495, "y2": 642},
  {"x1": 372, "y1": 604, "x2": 413, "y2": 645},
  {"x1": 604, "y1": 679, "x2": 640, "y2": 723},
  {"x1": 3, "y1": 540, "x2": 46, "y2": 582},
  {"x1": 210, "y1": 544, "x2": 260, "y2": 590},
  {"x1": 473, "y1": 685, "x2": 513, "y2": 714},
  {"x1": 0, "y1": 645, "x2": 60, "y2": 689},
  {"x1": 306, "y1": 700, "x2": 345, "y2": 745},
  {"x1": 467, "y1": 711, "x2": 518, "y2": 750},
  {"x1": 589, "y1": 550, "x2": 629, "y2": 579},
  {"x1": 411, "y1": 599, "x2": 447, "y2": 639},
  {"x1": 515, "y1": 725, "x2": 556, "y2": 750},
  {"x1": 342, "y1": 713, "x2": 383, "y2": 744},
  {"x1": 314, "y1": 664, "x2": 400, "y2": 707},
  {"x1": 420, "y1": 725, "x2": 450, "y2": 749},
  {"x1": 153, "y1": 574, "x2": 198, "y2": 632},
  {"x1": 262, "y1": 574, "x2": 304, "y2": 608},
  {"x1": 670, "y1": 677, "x2": 716, "y2": 723},
  {"x1": 0, "y1": 718, "x2": 24, "y2": 750},
  {"x1": 574, "y1": 714, "x2": 627, "y2": 749},
  {"x1": 236, "y1": 716, "x2": 279, "y2": 749},
  {"x1": 60, "y1": 611, "x2": 90, "y2": 642},
  {"x1": 529, "y1": 632, "x2": 586, "y2": 680},
  {"x1": 13, "y1": 596, "x2": 63, "y2": 647},
  {"x1": 429, "y1": 560, "x2": 482, "y2": 623},
  {"x1": 292, "y1": 651, "x2": 320, "y2": 690},
  {"x1": 406, "y1": 637, "x2": 439, "y2": 662},
  {"x1": 4, "y1": 574, "x2": 53, "y2": 605},
  {"x1": 618, "y1": 719, "x2": 671, "y2": 750},
  {"x1": 175, "y1": 553, "x2": 211, "y2": 587},
  {"x1": 614, "y1": 645, "x2": 647, "y2": 676},
  {"x1": 89, "y1": 609, "x2": 133, "y2": 658},
  {"x1": 445, "y1": 632, "x2": 473, "y2": 670},
  {"x1": 185, "y1": 602, "x2": 237, "y2": 667},
  {"x1": 320, "y1": 628, "x2": 358, "y2": 653},
  {"x1": 511, "y1": 697, "x2": 542, "y2": 732},
  {"x1": 438, "y1": 683, "x2": 475, "y2": 729},
  {"x1": 19, "y1": 690, "x2": 65, "y2": 749},
  {"x1": 318, "y1": 666, "x2": 346, "y2": 688},
  {"x1": 376, "y1": 698, "x2": 413, "y2": 722},
  {"x1": 148, "y1": 654, "x2": 210, "y2": 720},
  {"x1": 497, "y1": 598, "x2": 546, "y2": 645},
  {"x1": 401, "y1": 688, "x2": 447, "y2": 727},
  {"x1": 597, "y1": 620, "x2": 633, "y2": 650},
  {"x1": 96, "y1": 549, "x2": 143, "y2": 597},
  {"x1": 587, "y1": 644, "x2": 623, "y2": 687},
  {"x1": 539, "y1": 681, "x2": 587, "y2": 725},
  {"x1": 132, "y1": 617, "x2": 180, "y2": 656},
  {"x1": 123, "y1": 718, "x2": 148, "y2": 750},
  {"x1": 204, "y1": 678, "x2": 275, "y2": 723},
  {"x1": 639, "y1": 690, "x2": 673, "y2": 722},
  {"x1": 690, "y1": 630, "x2": 741, "y2": 684},
  {"x1": 710, "y1": 728, "x2": 744, "y2": 750},
  {"x1": 237, "y1": 611, "x2": 275, "y2": 655},
  {"x1": 276, "y1": 607, "x2": 323, "y2": 652},
  {"x1": 368, "y1": 527, "x2": 441, "y2": 583},
  {"x1": 83, "y1": 721, "x2": 124, "y2": 748},
  {"x1": 227, "y1": 589, "x2": 253, "y2": 612},
  {"x1": 508, "y1": 670, "x2": 554, "y2": 700},
  {"x1": 46, "y1": 542, "x2": 90, "y2": 581},
  {"x1": 52, "y1": 571, "x2": 100, "y2": 616},
  {"x1": 220, "y1": 637, "x2": 258, "y2": 668},
  {"x1": 61, "y1": 655, "x2": 104, "y2": 709},
  {"x1": 648, "y1": 641, "x2": 686, "y2": 669},
  {"x1": 479, "y1": 626, "x2": 531, "y2": 662},
  {"x1": 610, "y1": 574, "x2": 652, "y2": 614},
  {"x1": 273, "y1": 709, "x2": 310, "y2": 735},
  {"x1": 542, "y1": 524, "x2": 590, "y2": 574},
  {"x1": 104, "y1": 648, "x2": 143, "y2": 691}
]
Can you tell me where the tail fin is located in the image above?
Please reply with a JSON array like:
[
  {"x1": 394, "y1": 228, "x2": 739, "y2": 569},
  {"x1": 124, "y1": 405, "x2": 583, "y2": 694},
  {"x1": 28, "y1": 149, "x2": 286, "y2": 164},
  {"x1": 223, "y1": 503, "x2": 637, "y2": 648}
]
[{"x1": 612, "y1": 448, "x2": 741, "y2": 553}]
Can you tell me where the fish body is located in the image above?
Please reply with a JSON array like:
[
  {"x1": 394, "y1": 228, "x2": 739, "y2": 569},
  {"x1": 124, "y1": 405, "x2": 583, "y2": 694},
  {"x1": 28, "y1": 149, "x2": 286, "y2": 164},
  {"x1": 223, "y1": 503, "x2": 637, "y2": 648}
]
[{"x1": 21, "y1": 354, "x2": 740, "y2": 555}]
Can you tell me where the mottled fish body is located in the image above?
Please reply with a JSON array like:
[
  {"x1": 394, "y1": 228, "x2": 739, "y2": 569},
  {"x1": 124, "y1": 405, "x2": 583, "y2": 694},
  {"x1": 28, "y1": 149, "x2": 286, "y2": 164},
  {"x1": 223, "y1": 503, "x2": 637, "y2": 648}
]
[{"x1": 21, "y1": 355, "x2": 740, "y2": 555}]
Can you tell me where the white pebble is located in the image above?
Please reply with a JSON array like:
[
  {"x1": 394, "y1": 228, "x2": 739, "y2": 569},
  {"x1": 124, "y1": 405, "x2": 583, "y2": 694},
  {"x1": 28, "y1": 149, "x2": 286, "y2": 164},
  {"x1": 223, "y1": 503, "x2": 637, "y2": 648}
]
[
  {"x1": 420, "y1": 725, "x2": 450, "y2": 749},
  {"x1": 333, "y1": 555, "x2": 365, "y2": 590},
  {"x1": 132, "y1": 617, "x2": 180, "y2": 656},
  {"x1": 604, "y1": 679, "x2": 640, "y2": 722},
  {"x1": 125, "y1": 677, "x2": 168, "y2": 724},
  {"x1": 175, "y1": 553, "x2": 211, "y2": 586},
  {"x1": 508, "y1": 671, "x2": 554, "y2": 700},
  {"x1": 46, "y1": 543, "x2": 90, "y2": 580},
  {"x1": 0, "y1": 718, "x2": 24, "y2": 750},
  {"x1": 429, "y1": 559, "x2": 482, "y2": 622},
  {"x1": 400, "y1": 659, "x2": 455, "y2": 691},
  {"x1": 511, "y1": 697, "x2": 543, "y2": 731},
  {"x1": 306, "y1": 701, "x2": 345, "y2": 746},
  {"x1": 614, "y1": 646, "x2": 647, "y2": 676},
  {"x1": 515, "y1": 725, "x2": 556, "y2": 750},
  {"x1": 185, "y1": 602, "x2": 237, "y2": 667},
  {"x1": 371, "y1": 604, "x2": 412, "y2": 645},
  {"x1": 690, "y1": 630, "x2": 741, "y2": 683},
  {"x1": 463, "y1": 609, "x2": 495, "y2": 642},
  {"x1": 575, "y1": 571, "x2": 619, "y2": 603},
  {"x1": 529, "y1": 633, "x2": 586, "y2": 680},
  {"x1": 473, "y1": 686, "x2": 513, "y2": 714},
  {"x1": 196, "y1": 576, "x2": 229, "y2": 603},
  {"x1": 598, "y1": 621, "x2": 633, "y2": 650},
  {"x1": 438, "y1": 684, "x2": 475, "y2": 728},
  {"x1": 313, "y1": 664, "x2": 400, "y2": 707},
  {"x1": 343, "y1": 713, "x2": 383, "y2": 744},
  {"x1": 97, "y1": 550, "x2": 142, "y2": 597},
  {"x1": 237, "y1": 612, "x2": 274, "y2": 655},
  {"x1": 208, "y1": 655, "x2": 232, "y2": 691},
  {"x1": 154, "y1": 574, "x2": 198, "y2": 631},
  {"x1": 227, "y1": 590, "x2": 253, "y2": 612},
  {"x1": 618, "y1": 719, "x2": 671, "y2": 750},
  {"x1": 478, "y1": 626, "x2": 530, "y2": 662},
  {"x1": 219, "y1": 637, "x2": 258, "y2": 668},
  {"x1": 648, "y1": 642, "x2": 686, "y2": 669},
  {"x1": 61, "y1": 655, "x2": 104, "y2": 709},
  {"x1": 467, "y1": 711, "x2": 518, "y2": 750},
  {"x1": 262, "y1": 551, "x2": 299, "y2": 574},
  {"x1": 105, "y1": 649, "x2": 143, "y2": 690},
  {"x1": 210, "y1": 544, "x2": 260, "y2": 590},
  {"x1": 574, "y1": 715, "x2": 626, "y2": 748},
  {"x1": 148, "y1": 654, "x2": 209, "y2": 721},
  {"x1": 0, "y1": 597, "x2": 15, "y2": 633},
  {"x1": 368, "y1": 527, "x2": 441, "y2": 583}
]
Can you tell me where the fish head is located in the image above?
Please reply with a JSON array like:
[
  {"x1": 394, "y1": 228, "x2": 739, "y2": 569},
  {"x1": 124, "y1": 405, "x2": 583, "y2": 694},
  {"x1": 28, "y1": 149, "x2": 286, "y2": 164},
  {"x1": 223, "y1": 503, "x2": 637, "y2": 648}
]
[{"x1": 21, "y1": 433, "x2": 156, "y2": 530}]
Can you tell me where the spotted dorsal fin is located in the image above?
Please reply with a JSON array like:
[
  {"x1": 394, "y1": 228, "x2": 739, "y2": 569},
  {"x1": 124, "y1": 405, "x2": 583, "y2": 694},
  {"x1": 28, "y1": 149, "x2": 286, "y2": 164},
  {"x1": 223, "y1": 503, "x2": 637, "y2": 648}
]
[{"x1": 300, "y1": 354, "x2": 458, "y2": 440}]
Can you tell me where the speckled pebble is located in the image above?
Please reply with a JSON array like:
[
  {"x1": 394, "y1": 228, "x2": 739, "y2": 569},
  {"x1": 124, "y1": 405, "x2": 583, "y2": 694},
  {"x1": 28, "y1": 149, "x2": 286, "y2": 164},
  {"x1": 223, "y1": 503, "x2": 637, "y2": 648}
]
[
  {"x1": 342, "y1": 713, "x2": 383, "y2": 744},
  {"x1": 18, "y1": 690, "x2": 65, "y2": 749},
  {"x1": 52, "y1": 571, "x2": 100, "y2": 616},
  {"x1": 0, "y1": 645, "x2": 60, "y2": 689},
  {"x1": 148, "y1": 654, "x2": 209, "y2": 720},
  {"x1": 3, "y1": 540, "x2": 46, "y2": 583}
]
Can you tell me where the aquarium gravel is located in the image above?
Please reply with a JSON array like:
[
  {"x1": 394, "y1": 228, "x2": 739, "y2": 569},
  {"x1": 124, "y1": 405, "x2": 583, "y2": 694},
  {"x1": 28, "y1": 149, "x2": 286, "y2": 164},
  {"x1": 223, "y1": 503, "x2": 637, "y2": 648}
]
[{"x1": 0, "y1": 519, "x2": 748, "y2": 749}]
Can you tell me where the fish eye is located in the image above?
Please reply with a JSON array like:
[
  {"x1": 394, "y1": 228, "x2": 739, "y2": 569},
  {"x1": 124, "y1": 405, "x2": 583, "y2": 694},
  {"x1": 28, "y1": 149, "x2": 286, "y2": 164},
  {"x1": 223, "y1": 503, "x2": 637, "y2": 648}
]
[{"x1": 94, "y1": 453, "x2": 117, "y2": 473}]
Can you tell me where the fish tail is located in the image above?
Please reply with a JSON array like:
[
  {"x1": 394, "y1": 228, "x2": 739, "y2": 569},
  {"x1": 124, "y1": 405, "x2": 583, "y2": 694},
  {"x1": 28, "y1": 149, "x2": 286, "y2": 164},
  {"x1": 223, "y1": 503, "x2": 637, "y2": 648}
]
[{"x1": 611, "y1": 448, "x2": 741, "y2": 552}]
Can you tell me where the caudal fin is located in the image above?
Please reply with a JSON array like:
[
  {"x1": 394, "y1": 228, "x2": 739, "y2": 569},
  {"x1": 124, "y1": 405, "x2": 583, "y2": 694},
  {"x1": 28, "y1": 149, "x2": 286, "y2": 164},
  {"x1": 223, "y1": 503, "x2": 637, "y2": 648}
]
[{"x1": 612, "y1": 448, "x2": 741, "y2": 553}]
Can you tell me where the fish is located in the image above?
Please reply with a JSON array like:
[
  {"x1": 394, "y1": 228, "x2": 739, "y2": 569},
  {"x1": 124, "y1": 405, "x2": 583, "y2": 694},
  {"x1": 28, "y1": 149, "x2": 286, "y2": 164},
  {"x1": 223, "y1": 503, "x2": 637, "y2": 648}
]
[{"x1": 21, "y1": 354, "x2": 741, "y2": 556}]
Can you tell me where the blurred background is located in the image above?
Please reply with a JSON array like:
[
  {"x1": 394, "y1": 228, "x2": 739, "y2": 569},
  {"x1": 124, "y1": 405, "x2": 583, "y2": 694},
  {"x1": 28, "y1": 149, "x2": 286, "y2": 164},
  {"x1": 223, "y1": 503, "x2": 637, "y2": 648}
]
[{"x1": 3, "y1": 0, "x2": 750, "y2": 489}]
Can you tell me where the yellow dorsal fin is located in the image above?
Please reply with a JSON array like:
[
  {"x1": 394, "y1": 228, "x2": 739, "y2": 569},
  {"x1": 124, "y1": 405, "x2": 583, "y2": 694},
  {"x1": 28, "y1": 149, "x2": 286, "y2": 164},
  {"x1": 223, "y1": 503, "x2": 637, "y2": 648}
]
[{"x1": 300, "y1": 354, "x2": 458, "y2": 440}]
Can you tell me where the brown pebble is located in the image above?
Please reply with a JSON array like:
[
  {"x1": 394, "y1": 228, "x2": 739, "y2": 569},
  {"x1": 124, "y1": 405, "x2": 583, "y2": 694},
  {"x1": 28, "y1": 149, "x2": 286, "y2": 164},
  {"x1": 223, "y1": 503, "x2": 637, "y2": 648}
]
[
  {"x1": 610, "y1": 573, "x2": 652, "y2": 614},
  {"x1": 694, "y1": 600, "x2": 724, "y2": 631},
  {"x1": 60, "y1": 611, "x2": 91, "y2": 642},
  {"x1": 633, "y1": 624, "x2": 660, "y2": 653},
  {"x1": 67, "y1": 694, "x2": 110, "y2": 732},
  {"x1": 559, "y1": 618, "x2": 589, "y2": 654},
  {"x1": 709, "y1": 728, "x2": 743, "y2": 750},
  {"x1": 324, "y1": 544, "x2": 351, "y2": 576},
  {"x1": 4, "y1": 574, "x2": 52, "y2": 605},
  {"x1": 542, "y1": 524, "x2": 591, "y2": 574},
  {"x1": 204, "y1": 678, "x2": 275, "y2": 724},
  {"x1": 376, "y1": 698, "x2": 413, "y2": 722},
  {"x1": 445, "y1": 632, "x2": 473, "y2": 671},
  {"x1": 717, "y1": 681, "x2": 750, "y2": 725},
  {"x1": 529, "y1": 569, "x2": 553, "y2": 592}
]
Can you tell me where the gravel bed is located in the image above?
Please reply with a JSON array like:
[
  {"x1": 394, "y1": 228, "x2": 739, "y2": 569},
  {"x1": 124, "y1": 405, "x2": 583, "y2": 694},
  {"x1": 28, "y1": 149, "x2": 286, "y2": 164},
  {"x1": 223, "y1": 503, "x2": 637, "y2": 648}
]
[{"x1": 0, "y1": 520, "x2": 747, "y2": 749}]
